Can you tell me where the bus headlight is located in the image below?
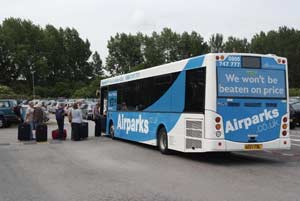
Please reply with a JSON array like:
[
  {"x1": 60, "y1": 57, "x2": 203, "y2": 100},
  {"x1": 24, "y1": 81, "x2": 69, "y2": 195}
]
[{"x1": 216, "y1": 131, "x2": 222, "y2": 138}]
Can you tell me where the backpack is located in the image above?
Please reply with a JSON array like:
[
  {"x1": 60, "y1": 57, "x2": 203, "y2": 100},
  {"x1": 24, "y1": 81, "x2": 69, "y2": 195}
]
[{"x1": 33, "y1": 107, "x2": 44, "y2": 122}]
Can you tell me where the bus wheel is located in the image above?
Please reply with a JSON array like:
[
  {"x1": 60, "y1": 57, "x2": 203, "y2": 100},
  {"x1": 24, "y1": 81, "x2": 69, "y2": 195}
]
[
  {"x1": 109, "y1": 122, "x2": 115, "y2": 139},
  {"x1": 158, "y1": 127, "x2": 170, "y2": 154}
]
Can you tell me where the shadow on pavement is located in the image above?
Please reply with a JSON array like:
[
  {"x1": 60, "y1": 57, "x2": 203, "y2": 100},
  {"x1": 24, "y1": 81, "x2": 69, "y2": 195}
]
[{"x1": 107, "y1": 136, "x2": 284, "y2": 166}]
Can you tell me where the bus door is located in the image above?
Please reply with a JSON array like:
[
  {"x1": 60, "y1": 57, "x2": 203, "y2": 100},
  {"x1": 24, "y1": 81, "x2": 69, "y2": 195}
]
[{"x1": 100, "y1": 87, "x2": 108, "y2": 133}]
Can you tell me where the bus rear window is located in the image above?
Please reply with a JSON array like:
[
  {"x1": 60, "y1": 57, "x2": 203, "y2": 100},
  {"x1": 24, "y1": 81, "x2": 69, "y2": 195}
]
[
  {"x1": 217, "y1": 68, "x2": 286, "y2": 99},
  {"x1": 242, "y1": 56, "x2": 261, "y2": 68}
]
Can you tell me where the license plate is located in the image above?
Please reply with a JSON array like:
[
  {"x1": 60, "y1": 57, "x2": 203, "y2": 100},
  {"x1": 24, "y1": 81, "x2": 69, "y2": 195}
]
[{"x1": 244, "y1": 144, "x2": 263, "y2": 150}]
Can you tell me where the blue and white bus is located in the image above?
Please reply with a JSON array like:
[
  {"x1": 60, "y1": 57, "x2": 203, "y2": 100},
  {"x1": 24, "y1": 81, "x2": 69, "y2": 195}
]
[{"x1": 100, "y1": 53, "x2": 291, "y2": 154}]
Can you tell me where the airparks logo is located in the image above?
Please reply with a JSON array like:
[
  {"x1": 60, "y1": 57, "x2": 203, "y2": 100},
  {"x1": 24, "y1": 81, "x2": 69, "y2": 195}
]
[
  {"x1": 117, "y1": 114, "x2": 149, "y2": 134},
  {"x1": 225, "y1": 109, "x2": 279, "y2": 133}
]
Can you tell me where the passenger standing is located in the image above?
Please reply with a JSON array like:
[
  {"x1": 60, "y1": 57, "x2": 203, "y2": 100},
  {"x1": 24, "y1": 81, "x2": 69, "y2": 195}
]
[
  {"x1": 71, "y1": 103, "x2": 83, "y2": 141},
  {"x1": 55, "y1": 103, "x2": 65, "y2": 140},
  {"x1": 25, "y1": 101, "x2": 35, "y2": 140},
  {"x1": 93, "y1": 103, "x2": 101, "y2": 137},
  {"x1": 33, "y1": 103, "x2": 44, "y2": 126}
]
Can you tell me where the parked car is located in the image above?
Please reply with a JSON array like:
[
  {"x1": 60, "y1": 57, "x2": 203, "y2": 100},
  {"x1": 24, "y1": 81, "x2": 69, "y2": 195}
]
[
  {"x1": 0, "y1": 99, "x2": 20, "y2": 128},
  {"x1": 290, "y1": 102, "x2": 300, "y2": 128},
  {"x1": 81, "y1": 103, "x2": 96, "y2": 120},
  {"x1": 289, "y1": 97, "x2": 300, "y2": 104},
  {"x1": 290, "y1": 104, "x2": 296, "y2": 129},
  {"x1": 48, "y1": 102, "x2": 57, "y2": 113}
]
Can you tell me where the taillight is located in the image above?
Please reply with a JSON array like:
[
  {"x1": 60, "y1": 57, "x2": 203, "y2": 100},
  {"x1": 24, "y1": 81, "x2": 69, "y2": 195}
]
[
  {"x1": 215, "y1": 117, "x2": 221, "y2": 123},
  {"x1": 215, "y1": 115, "x2": 223, "y2": 137},
  {"x1": 216, "y1": 55, "x2": 225, "y2": 61},
  {"x1": 277, "y1": 58, "x2": 286, "y2": 64},
  {"x1": 281, "y1": 115, "x2": 289, "y2": 137},
  {"x1": 282, "y1": 130, "x2": 287, "y2": 136},
  {"x1": 282, "y1": 124, "x2": 288, "y2": 130}
]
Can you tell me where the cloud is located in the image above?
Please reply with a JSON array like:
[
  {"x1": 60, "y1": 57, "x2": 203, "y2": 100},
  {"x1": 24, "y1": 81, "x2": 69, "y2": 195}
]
[{"x1": 129, "y1": 9, "x2": 156, "y2": 31}]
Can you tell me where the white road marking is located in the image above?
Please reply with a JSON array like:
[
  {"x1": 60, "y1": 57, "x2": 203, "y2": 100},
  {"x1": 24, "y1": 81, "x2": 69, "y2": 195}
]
[
  {"x1": 292, "y1": 143, "x2": 300, "y2": 147},
  {"x1": 281, "y1": 153, "x2": 295, "y2": 156}
]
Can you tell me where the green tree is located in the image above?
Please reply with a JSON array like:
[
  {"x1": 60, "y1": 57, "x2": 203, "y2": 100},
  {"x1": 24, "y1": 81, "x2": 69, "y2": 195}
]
[
  {"x1": 0, "y1": 85, "x2": 15, "y2": 96},
  {"x1": 157, "y1": 28, "x2": 181, "y2": 63},
  {"x1": 0, "y1": 18, "x2": 98, "y2": 97},
  {"x1": 91, "y1": 51, "x2": 103, "y2": 76},
  {"x1": 143, "y1": 32, "x2": 165, "y2": 68},
  {"x1": 251, "y1": 27, "x2": 300, "y2": 88},
  {"x1": 73, "y1": 76, "x2": 104, "y2": 98},
  {"x1": 0, "y1": 18, "x2": 44, "y2": 87},
  {"x1": 224, "y1": 36, "x2": 250, "y2": 53},
  {"x1": 106, "y1": 33, "x2": 144, "y2": 75},
  {"x1": 178, "y1": 31, "x2": 209, "y2": 59},
  {"x1": 209, "y1": 33, "x2": 224, "y2": 52}
]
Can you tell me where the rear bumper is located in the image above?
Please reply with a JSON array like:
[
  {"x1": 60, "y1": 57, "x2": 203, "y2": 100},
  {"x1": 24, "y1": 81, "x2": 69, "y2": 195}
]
[{"x1": 203, "y1": 138, "x2": 291, "y2": 152}]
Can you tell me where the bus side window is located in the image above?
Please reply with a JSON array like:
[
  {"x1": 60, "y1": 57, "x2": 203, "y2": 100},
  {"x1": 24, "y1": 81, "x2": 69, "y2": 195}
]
[{"x1": 185, "y1": 68, "x2": 206, "y2": 113}]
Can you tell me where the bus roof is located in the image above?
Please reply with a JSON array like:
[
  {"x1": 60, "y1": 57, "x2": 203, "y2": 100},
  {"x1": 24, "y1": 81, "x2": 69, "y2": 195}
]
[{"x1": 100, "y1": 53, "x2": 286, "y2": 87}]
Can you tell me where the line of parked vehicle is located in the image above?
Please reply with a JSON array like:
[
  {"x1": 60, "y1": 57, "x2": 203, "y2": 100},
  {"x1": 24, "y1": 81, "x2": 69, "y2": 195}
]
[
  {"x1": 0, "y1": 98, "x2": 98, "y2": 128},
  {"x1": 289, "y1": 96, "x2": 300, "y2": 129}
]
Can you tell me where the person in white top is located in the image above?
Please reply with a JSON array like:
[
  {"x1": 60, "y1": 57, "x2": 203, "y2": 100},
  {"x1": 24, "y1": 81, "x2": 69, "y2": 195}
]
[
  {"x1": 25, "y1": 101, "x2": 35, "y2": 139},
  {"x1": 70, "y1": 103, "x2": 83, "y2": 140}
]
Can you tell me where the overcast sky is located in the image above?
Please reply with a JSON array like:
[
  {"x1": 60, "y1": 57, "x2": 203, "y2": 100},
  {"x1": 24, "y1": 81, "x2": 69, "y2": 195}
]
[{"x1": 1, "y1": 0, "x2": 299, "y2": 61}]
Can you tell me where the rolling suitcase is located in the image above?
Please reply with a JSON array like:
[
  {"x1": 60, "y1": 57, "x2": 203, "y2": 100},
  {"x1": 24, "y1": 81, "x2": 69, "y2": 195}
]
[
  {"x1": 36, "y1": 124, "x2": 48, "y2": 142},
  {"x1": 80, "y1": 122, "x2": 89, "y2": 139},
  {"x1": 52, "y1": 129, "x2": 67, "y2": 140},
  {"x1": 18, "y1": 123, "x2": 31, "y2": 141},
  {"x1": 71, "y1": 123, "x2": 81, "y2": 141}
]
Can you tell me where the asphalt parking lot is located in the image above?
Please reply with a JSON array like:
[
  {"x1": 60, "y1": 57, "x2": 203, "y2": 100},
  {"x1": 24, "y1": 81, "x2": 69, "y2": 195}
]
[{"x1": 0, "y1": 117, "x2": 299, "y2": 201}]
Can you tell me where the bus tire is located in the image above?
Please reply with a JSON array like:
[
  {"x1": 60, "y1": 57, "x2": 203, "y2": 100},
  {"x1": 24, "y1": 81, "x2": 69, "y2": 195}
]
[
  {"x1": 109, "y1": 121, "x2": 115, "y2": 139},
  {"x1": 158, "y1": 127, "x2": 170, "y2": 154}
]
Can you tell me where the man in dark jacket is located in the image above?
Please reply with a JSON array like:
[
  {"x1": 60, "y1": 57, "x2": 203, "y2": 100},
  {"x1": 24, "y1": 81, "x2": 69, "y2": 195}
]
[
  {"x1": 55, "y1": 103, "x2": 65, "y2": 140},
  {"x1": 93, "y1": 103, "x2": 101, "y2": 137}
]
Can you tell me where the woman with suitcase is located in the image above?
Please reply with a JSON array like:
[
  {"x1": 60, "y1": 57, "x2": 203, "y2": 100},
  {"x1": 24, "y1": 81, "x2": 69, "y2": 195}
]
[{"x1": 70, "y1": 103, "x2": 83, "y2": 141}]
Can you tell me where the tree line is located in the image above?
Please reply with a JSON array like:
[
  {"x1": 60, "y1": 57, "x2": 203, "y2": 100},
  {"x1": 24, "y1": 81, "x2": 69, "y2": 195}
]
[
  {"x1": 0, "y1": 18, "x2": 103, "y2": 98},
  {"x1": 1, "y1": 17, "x2": 300, "y2": 98},
  {"x1": 105, "y1": 27, "x2": 300, "y2": 89}
]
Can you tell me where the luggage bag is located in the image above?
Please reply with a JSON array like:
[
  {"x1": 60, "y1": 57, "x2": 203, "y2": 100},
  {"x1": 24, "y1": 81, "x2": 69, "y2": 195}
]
[
  {"x1": 36, "y1": 124, "x2": 48, "y2": 142},
  {"x1": 80, "y1": 122, "x2": 89, "y2": 139},
  {"x1": 52, "y1": 129, "x2": 67, "y2": 140},
  {"x1": 18, "y1": 123, "x2": 31, "y2": 141},
  {"x1": 71, "y1": 123, "x2": 81, "y2": 141}
]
